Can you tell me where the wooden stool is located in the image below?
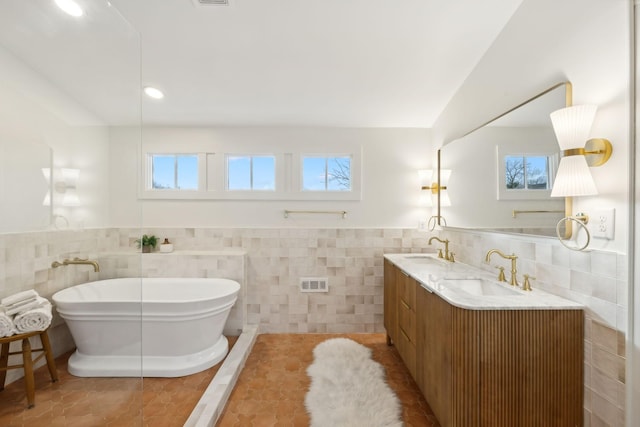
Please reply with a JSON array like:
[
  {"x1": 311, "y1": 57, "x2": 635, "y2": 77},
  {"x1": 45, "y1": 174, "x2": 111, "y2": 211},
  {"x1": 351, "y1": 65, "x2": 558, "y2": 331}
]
[{"x1": 0, "y1": 328, "x2": 58, "y2": 408}]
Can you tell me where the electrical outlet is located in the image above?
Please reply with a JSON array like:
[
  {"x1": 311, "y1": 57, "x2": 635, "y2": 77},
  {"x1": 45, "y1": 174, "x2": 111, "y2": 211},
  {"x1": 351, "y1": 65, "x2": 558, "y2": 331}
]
[{"x1": 590, "y1": 208, "x2": 615, "y2": 240}]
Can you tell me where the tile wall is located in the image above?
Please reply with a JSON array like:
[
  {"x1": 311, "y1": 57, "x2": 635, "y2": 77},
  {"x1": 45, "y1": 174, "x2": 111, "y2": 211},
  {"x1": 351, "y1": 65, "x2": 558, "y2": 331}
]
[
  {"x1": 115, "y1": 227, "x2": 433, "y2": 334},
  {"x1": 0, "y1": 228, "x2": 112, "y2": 384},
  {"x1": 0, "y1": 226, "x2": 628, "y2": 425}
]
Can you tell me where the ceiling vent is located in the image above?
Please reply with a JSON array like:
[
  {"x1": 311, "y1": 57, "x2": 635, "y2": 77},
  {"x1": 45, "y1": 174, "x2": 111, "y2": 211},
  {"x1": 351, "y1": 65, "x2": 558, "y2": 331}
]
[{"x1": 192, "y1": 0, "x2": 229, "y2": 6}]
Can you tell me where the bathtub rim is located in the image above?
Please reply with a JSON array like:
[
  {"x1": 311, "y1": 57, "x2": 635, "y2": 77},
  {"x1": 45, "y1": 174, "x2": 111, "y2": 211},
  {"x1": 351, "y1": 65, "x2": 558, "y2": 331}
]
[{"x1": 52, "y1": 277, "x2": 241, "y2": 306}]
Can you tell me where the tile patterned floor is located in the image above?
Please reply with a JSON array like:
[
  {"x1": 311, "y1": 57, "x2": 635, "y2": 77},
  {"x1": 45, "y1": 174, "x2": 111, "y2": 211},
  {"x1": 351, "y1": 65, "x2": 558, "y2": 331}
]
[
  {"x1": 217, "y1": 333, "x2": 440, "y2": 427},
  {"x1": 0, "y1": 334, "x2": 440, "y2": 426},
  {"x1": 0, "y1": 336, "x2": 238, "y2": 427}
]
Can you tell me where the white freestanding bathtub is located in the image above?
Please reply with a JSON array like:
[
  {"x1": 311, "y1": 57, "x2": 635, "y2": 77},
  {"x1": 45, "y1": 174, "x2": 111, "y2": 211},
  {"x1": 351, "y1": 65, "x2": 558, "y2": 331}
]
[{"x1": 52, "y1": 277, "x2": 240, "y2": 377}]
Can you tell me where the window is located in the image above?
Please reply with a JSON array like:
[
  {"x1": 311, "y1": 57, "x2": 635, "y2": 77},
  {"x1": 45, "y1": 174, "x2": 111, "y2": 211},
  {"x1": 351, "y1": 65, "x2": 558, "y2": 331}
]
[
  {"x1": 140, "y1": 142, "x2": 361, "y2": 201},
  {"x1": 226, "y1": 155, "x2": 275, "y2": 191},
  {"x1": 150, "y1": 154, "x2": 198, "y2": 190},
  {"x1": 504, "y1": 155, "x2": 549, "y2": 190},
  {"x1": 302, "y1": 156, "x2": 351, "y2": 191},
  {"x1": 497, "y1": 150, "x2": 558, "y2": 201}
]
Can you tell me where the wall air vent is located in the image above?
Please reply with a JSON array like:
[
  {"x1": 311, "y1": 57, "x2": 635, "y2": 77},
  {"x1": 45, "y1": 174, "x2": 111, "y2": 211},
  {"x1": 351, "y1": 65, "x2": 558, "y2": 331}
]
[
  {"x1": 300, "y1": 277, "x2": 329, "y2": 293},
  {"x1": 192, "y1": 0, "x2": 229, "y2": 6}
]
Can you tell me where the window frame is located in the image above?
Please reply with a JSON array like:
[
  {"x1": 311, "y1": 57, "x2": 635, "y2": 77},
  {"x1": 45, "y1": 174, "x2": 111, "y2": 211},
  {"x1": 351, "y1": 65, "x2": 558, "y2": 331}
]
[
  {"x1": 148, "y1": 153, "x2": 200, "y2": 191},
  {"x1": 225, "y1": 154, "x2": 277, "y2": 192},
  {"x1": 301, "y1": 154, "x2": 353, "y2": 192},
  {"x1": 142, "y1": 152, "x2": 206, "y2": 199},
  {"x1": 496, "y1": 148, "x2": 558, "y2": 201}
]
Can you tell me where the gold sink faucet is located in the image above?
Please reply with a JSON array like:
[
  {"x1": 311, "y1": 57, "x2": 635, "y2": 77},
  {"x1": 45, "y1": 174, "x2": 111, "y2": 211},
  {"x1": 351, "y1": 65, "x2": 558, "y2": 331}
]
[
  {"x1": 52, "y1": 257, "x2": 100, "y2": 273},
  {"x1": 485, "y1": 249, "x2": 518, "y2": 287},
  {"x1": 429, "y1": 236, "x2": 453, "y2": 262}
]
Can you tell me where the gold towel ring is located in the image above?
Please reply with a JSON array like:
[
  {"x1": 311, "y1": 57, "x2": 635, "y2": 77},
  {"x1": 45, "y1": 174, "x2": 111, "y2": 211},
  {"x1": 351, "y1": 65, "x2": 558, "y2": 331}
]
[
  {"x1": 556, "y1": 216, "x2": 591, "y2": 251},
  {"x1": 427, "y1": 215, "x2": 446, "y2": 231}
]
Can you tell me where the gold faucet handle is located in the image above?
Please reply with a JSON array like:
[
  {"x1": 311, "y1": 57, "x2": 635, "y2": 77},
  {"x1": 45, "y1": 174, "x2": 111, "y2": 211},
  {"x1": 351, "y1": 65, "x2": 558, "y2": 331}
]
[
  {"x1": 437, "y1": 249, "x2": 444, "y2": 258},
  {"x1": 522, "y1": 274, "x2": 535, "y2": 291},
  {"x1": 448, "y1": 252, "x2": 455, "y2": 263},
  {"x1": 495, "y1": 266, "x2": 506, "y2": 282}
]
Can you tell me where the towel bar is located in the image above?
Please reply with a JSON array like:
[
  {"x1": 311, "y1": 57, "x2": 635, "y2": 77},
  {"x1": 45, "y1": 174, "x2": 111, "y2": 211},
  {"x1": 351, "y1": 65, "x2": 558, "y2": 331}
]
[
  {"x1": 284, "y1": 210, "x2": 347, "y2": 219},
  {"x1": 512, "y1": 209, "x2": 564, "y2": 218}
]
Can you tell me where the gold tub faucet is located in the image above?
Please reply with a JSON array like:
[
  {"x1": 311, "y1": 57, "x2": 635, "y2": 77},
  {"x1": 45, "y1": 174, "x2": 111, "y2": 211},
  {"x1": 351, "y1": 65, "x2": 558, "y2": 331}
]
[
  {"x1": 52, "y1": 257, "x2": 100, "y2": 273},
  {"x1": 485, "y1": 249, "x2": 518, "y2": 287}
]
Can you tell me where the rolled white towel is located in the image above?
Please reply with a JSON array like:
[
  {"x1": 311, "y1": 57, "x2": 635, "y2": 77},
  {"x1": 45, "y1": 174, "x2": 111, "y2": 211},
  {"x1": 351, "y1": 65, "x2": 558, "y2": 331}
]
[
  {"x1": 0, "y1": 309, "x2": 16, "y2": 338},
  {"x1": 5, "y1": 298, "x2": 41, "y2": 316},
  {"x1": 13, "y1": 297, "x2": 52, "y2": 334},
  {"x1": 1, "y1": 290, "x2": 39, "y2": 306}
]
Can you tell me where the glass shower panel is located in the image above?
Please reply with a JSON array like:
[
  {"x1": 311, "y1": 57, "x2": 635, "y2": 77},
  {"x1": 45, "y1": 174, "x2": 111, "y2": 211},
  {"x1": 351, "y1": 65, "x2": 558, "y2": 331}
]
[{"x1": 0, "y1": 0, "x2": 143, "y2": 424}]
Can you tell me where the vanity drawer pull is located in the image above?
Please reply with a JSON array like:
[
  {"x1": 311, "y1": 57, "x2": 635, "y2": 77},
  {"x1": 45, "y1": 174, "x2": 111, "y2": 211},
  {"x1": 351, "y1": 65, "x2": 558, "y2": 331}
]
[
  {"x1": 401, "y1": 300, "x2": 411, "y2": 310},
  {"x1": 400, "y1": 328, "x2": 411, "y2": 343}
]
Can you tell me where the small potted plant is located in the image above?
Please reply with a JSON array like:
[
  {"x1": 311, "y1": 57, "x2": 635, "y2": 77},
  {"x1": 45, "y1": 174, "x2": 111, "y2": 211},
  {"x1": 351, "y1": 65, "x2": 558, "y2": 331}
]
[{"x1": 136, "y1": 234, "x2": 158, "y2": 253}]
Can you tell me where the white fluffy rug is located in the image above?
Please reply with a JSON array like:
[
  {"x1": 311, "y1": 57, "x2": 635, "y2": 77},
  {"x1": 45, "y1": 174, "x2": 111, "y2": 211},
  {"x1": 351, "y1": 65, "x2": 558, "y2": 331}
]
[{"x1": 305, "y1": 338, "x2": 403, "y2": 427}]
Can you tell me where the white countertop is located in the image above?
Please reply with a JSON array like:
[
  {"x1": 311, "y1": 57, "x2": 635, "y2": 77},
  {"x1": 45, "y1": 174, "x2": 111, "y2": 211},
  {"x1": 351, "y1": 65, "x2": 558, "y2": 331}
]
[{"x1": 384, "y1": 253, "x2": 583, "y2": 311}]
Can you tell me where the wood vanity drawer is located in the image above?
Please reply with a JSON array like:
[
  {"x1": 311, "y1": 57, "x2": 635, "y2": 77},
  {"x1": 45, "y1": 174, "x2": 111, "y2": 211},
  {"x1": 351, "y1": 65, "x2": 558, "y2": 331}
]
[
  {"x1": 398, "y1": 299, "x2": 415, "y2": 343},
  {"x1": 397, "y1": 325, "x2": 416, "y2": 378},
  {"x1": 396, "y1": 270, "x2": 416, "y2": 309}
]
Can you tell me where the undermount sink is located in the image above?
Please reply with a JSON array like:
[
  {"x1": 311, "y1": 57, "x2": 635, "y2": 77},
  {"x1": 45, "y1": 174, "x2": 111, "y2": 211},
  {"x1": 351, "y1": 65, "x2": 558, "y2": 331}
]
[
  {"x1": 402, "y1": 255, "x2": 443, "y2": 264},
  {"x1": 440, "y1": 277, "x2": 523, "y2": 297}
]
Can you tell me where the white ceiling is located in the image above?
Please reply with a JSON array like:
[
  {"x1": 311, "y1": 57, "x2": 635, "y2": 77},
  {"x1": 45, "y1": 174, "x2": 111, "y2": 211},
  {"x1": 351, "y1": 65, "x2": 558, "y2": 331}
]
[{"x1": 0, "y1": 0, "x2": 525, "y2": 127}]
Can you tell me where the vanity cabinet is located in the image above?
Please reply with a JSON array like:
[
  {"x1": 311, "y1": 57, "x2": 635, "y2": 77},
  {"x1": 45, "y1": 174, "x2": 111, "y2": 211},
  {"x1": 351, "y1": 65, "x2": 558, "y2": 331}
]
[
  {"x1": 384, "y1": 259, "x2": 584, "y2": 426},
  {"x1": 384, "y1": 259, "x2": 417, "y2": 377},
  {"x1": 383, "y1": 258, "x2": 397, "y2": 344},
  {"x1": 396, "y1": 267, "x2": 417, "y2": 378}
]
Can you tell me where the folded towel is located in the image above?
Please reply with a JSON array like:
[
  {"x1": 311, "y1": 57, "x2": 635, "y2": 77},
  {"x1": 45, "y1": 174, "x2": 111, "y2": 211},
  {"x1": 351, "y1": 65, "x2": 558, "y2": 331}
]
[
  {"x1": 1, "y1": 290, "x2": 39, "y2": 306},
  {"x1": 5, "y1": 298, "x2": 40, "y2": 316},
  {"x1": 13, "y1": 297, "x2": 52, "y2": 334},
  {"x1": 0, "y1": 309, "x2": 16, "y2": 338}
]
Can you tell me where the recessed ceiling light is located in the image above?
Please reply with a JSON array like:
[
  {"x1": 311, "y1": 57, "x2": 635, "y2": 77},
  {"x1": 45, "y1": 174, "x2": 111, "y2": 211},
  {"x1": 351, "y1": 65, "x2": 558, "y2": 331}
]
[
  {"x1": 143, "y1": 86, "x2": 164, "y2": 100},
  {"x1": 55, "y1": 0, "x2": 84, "y2": 17}
]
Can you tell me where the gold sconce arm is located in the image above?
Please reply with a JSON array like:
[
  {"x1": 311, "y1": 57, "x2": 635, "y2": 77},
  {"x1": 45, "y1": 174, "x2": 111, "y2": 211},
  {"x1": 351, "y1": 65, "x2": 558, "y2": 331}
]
[
  {"x1": 421, "y1": 182, "x2": 447, "y2": 194},
  {"x1": 562, "y1": 138, "x2": 612, "y2": 166}
]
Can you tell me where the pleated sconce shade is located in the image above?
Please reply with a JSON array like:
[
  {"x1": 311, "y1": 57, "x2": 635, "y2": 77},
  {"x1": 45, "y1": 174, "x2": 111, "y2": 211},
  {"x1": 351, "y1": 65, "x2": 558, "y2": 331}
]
[{"x1": 549, "y1": 105, "x2": 598, "y2": 197}]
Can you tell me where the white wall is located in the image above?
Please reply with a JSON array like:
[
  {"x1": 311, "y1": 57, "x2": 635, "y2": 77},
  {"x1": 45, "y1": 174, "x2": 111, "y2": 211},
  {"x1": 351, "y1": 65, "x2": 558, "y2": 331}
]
[
  {"x1": 0, "y1": 45, "x2": 111, "y2": 230},
  {"x1": 433, "y1": 0, "x2": 630, "y2": 253},
  {"x1": 109, "y1": 126, "x2": 433, "y2": 228}
]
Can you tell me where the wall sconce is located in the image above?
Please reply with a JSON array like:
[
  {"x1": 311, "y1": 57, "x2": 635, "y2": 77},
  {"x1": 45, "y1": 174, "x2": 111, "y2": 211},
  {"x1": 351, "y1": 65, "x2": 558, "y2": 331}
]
[
  {"x1": 419, "y1": 168, "x2": 451, "y2": 230},
  {"x1": 419, "y1": 169, "x2": 451, "y2": 206},
  {"x1": 549, "y1": 104, "x2": 612, "y2": 250},
  {"x1": 55, "y1": 168, "x2": 81, "y2": 207},
  {"x1": 549, "y1": 105, "x2": 612, "y2": 197}
]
